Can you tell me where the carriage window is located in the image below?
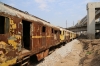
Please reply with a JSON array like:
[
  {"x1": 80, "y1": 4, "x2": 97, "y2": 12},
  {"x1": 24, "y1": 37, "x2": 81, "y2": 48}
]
[
  {"x1": 63, "y1": 31, "x2": 64, "y2": 35},
  {"x1": 5, "y1": 17, "x2": 9, "y2": 33},
  {"x1": 55, "y1": 30, "x2": 57, "y2": 34},
  {"x1": 0, "y1": 16, "x2": 9, "y2": 34},
  {"x1": 42, "y1": 26, "x2": 46, "y2": 32},
  {"x1": 60, "y1": 31, "x2": 61, "y2": 34},
  {"x1": 52, "y1": 28, "x2": 53, "y2": 33}
]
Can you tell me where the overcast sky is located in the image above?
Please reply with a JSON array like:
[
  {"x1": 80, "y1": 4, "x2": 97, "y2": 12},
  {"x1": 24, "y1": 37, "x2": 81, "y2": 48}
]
[{"x1": 0, "y1": 0, "x2": 100, "y2": 28}]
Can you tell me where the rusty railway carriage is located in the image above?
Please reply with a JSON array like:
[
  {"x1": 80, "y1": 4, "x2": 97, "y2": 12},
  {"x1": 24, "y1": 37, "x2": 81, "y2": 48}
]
[{"x1": 0, "y1": 2, "x2": 76, "y2": 66}]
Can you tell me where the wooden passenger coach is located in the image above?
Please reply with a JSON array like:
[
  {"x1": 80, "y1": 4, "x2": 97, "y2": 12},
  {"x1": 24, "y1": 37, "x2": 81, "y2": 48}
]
[{"x1": 0, "y1": 2, "x2": 76, "y2": 66}]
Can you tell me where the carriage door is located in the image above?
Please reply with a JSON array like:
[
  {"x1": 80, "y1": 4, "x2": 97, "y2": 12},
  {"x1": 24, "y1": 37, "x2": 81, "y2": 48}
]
[{"x1": 22, "y1": 20, "x2": 31, "y2": 50}]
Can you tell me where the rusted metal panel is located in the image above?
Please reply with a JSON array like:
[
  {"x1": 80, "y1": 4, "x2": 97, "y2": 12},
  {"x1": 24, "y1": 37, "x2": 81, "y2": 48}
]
[
  {"x1": 32, "y1": 22, "x2": 44, "y2": 53},
  {"x1": 38, "y1": 23, "x2": 43, "y2": 51},
  {"x1": 36, "y1": 49, "x2": 49, "y2": 61},
  {"x1": 43, "y1": 49, "x2": 49, "y2": 58},
  {"x1": 53, "y1": 29, "x2": 60, "y2": 46},
  {"x1": 0, "y1": 14, "x2": 22, "y2": 66},
  {"x1": 36, "y1": 52, "x2": 44, "y2": 61},
  {"x1": 41, "y1": 25, "x2": 46, "y2": 49},
  {"x1": 32, "y1": 23, "x2": 39, "y2": 52},
  {"x1": 46, "y1": 26, "x2": 51, "y2": 48}
]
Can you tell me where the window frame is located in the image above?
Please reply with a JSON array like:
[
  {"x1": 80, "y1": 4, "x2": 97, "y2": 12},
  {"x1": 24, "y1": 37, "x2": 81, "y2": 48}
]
[{"x1": 0, "y1": 16, "x2": 10, "y2": 34}]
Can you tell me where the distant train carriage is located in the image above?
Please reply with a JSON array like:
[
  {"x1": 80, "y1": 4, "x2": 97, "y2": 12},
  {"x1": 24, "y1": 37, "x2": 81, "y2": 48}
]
[
  {"x1": 59, "y1": 28, "x2": 65, "y2": 43},
  {"x1": 65, "y1": 30, "x2": 70, "y2": 42},
  {"x1": 58, "y1": 27, "x2": 70, "y2": 43},
  {"x1": 69, "y1": 31, "x2": 76, "y2": 40}
]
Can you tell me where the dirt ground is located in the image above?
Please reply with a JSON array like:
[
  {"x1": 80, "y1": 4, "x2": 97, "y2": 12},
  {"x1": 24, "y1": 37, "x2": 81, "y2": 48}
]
[
  {"x1": 79, "y1": 39, "x2": 100, "y2": 66},
  {"x1": 54, "y1": 39, "x2": 100, "y2": 66}
]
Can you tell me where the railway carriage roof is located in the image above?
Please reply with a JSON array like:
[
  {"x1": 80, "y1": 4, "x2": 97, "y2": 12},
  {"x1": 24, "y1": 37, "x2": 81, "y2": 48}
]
[{"x1": 0, "y1": 2, "x2": 59, "y2": 29}]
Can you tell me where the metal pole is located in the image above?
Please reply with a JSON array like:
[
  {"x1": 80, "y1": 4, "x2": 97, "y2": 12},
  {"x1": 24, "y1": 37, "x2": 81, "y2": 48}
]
[
  {"x1": 66, "y1": 20, "x2": 67, "y2": 28},
  {"x1": 73, "y1": 21, "x2": 74, "y2": 26}
]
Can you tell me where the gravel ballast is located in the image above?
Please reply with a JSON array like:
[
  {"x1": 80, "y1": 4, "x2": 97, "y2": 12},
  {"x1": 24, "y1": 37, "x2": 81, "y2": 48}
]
[{"x1": 36, "y1": 39, "x2": 82, "y2": 66}]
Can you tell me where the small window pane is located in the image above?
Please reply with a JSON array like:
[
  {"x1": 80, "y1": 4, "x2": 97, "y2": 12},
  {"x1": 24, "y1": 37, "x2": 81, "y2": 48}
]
[
  {"x1": 0, "y1": 16, "x2": 9, "y2": 34},
  {"x1": 52, "y1": 28, "x2": 53, "y2": 33},
  {"x1": 0, "y1": 16, "x2": 5, "y2": 34},
  {"x1": 5, "y1": 17, "x2": 9, "y2": 33},
  {"x1": 42, "y1": 26, "x2": 46, "y2": 32}
]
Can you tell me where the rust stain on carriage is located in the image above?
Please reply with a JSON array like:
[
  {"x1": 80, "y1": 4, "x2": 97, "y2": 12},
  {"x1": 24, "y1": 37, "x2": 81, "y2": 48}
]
[
  {"x1": 36, "y1": 49, "x2": 49, "y2": 61},
  {"x1": 0, "y1": 16, "x2": 22, "y2": 66}
]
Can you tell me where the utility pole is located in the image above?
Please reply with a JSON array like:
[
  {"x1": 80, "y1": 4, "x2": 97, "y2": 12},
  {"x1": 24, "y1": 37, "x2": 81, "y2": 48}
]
[
  {"x1": 66, "y1": 20, "x2": 67, "y2": 28},
  {"x1": 73, "y1": 21, "x2": 74, "y2": 26}
]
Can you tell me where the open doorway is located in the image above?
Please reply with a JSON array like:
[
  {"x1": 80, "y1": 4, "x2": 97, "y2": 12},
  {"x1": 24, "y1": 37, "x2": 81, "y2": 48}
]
[{"x1": 22, "y1": 20, "x2": 31, "y2": 50}]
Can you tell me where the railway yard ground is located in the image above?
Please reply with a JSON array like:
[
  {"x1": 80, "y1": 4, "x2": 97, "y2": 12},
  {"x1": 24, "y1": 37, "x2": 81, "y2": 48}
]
[{"x1": 33, "y1": 39, "x2": 100, "y2": 66}]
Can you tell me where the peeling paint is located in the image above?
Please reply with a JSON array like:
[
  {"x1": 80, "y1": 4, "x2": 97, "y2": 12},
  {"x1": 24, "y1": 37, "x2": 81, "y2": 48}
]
[
  {"x1": 0, "y1": 41, "x2": 6, "y2": 48},
  {"x1": 10, "y1": 19, "x2": 17, "y2": 29},
  {"x1": 0, "y1": 17, "x2": 22, "y2": 66},
  {"x1": 0, "y1": 58, "x2": 17, "y2": 66},
  {"x1": 8, "y1": 40, "x2": 17, "y2": 49},
  {"x1": 15, "y1": 35, "x2": 21, "y2": 39}
]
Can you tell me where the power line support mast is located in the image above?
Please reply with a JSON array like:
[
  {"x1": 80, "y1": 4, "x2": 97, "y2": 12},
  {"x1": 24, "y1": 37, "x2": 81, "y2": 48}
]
[
  {"x1": 66, "y1": 20, "x2": 67, "y2": 28},
  {"x1": 73, "y1": 21, "x2": 74, "y2": 26}
]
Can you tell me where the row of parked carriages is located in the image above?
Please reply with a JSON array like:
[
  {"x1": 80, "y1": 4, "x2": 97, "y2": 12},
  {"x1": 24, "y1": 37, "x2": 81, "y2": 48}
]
[{"x1": 0, "y1": 2, "x2": 77, "y2": 66}]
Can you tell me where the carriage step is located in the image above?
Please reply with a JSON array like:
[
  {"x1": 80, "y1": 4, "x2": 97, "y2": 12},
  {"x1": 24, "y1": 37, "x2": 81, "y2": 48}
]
[
  {"x1": 23, "y1": 56, "x2": 30, "y2": 60},
  {"x1": 21, "y1": 61, "x2": 29, "y2": 66}
]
